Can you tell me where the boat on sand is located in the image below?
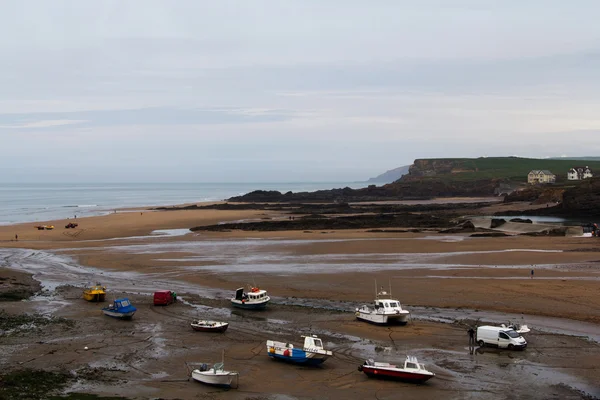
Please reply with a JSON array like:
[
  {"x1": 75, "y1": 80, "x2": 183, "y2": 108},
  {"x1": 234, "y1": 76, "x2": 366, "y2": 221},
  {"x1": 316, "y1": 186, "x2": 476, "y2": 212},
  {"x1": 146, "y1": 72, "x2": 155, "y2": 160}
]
[
  {"x1": 266, "y1": 334, "x2": 332, "y2": 365},
  {"x1": 191, "y1": 320, "x2": 229, "y2": 333},
  {"x1": 191, "y1": 352, "x2": 239, "y2": 388},
  {"x1": 231, "y1": 286, "x2": 270, "y2": 309},
  {"x1": 102, "y1": 298, "x2": 136, "y2": 319},
  {"x1": 83, "y1": 283, "x2": 106, "y2": 302},
  {"x1": 358, "y1": 355, "x2": 435, "y2": 383},
  {"x1": 355, "y1": 283, "x2": 410, "y2": 325}
]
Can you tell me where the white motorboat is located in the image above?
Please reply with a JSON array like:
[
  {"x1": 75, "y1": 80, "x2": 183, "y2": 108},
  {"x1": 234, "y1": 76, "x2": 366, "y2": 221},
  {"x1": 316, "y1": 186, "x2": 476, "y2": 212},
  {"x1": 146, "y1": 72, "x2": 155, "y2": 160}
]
[
  {"x1": 191, "y1": 353, "x2": 239, "y2": 388},
  {"x1": 355, "y1": 283, "x2": 410, "y2": 325}
]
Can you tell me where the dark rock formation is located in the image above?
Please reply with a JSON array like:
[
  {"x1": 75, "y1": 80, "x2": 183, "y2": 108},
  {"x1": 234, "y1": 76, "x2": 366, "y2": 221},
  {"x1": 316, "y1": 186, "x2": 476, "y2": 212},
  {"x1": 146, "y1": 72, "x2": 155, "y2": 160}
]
[
  {"x1": 509, "y1": 218, "x2": 533, "y2": 224},
  {"x1": 191, "y1": 213, "x2": 457, "y2": 232},
  {"x1": 438, "y1": 220, "x2": 475, "y2": 233},
  {"x1": 490, "y1": 218, "x2": 507, "y2": 228},
  {"x1": 520, "y1": 227, "x2": 568, "y2": 236},
  {"x1": 470, "y1": 232, "x2": 511, "y2": 237}
]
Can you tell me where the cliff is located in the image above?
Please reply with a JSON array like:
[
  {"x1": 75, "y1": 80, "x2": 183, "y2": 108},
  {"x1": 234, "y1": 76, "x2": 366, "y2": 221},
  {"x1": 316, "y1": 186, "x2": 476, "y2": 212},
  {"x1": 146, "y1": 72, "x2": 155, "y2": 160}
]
[{"x1": 366, "y1": 165, "x2": 410, "y2": 183}]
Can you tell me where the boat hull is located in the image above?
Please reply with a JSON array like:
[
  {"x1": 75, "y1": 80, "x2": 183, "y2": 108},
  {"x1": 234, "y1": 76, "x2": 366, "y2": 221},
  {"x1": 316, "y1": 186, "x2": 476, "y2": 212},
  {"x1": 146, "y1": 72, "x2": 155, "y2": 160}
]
[
  {"x1": 83, "y1": 293, "x2": 105, "y2": 302},
  {"x1": 102, "y1": 309, "x2": 136, "y2": 319},
  {"x1": 191, "y1": 370, "x2": 238, "y2": 387},
  {"x1": 191, "y1": 322, "x2": 229, "y2": 333},
  {"x1": 359, "y1": 365, "x2": 434, "y2": 383},
  {"x1": 355, "y1": 311, "x2": 409, "y2": 325},
  {"x1": 231, "y1": 299, "x2": 269, "y2": 309},
  {"x1": 267, "y1": 351, "x2": 328, "y2": 365}
]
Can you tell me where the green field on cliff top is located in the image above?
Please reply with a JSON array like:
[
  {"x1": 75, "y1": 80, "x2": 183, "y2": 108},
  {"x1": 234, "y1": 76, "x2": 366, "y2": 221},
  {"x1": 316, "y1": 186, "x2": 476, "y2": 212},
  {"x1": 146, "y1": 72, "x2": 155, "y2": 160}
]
[{"x1": 417, "y1": 157, "x2": 600, "y2": 181}]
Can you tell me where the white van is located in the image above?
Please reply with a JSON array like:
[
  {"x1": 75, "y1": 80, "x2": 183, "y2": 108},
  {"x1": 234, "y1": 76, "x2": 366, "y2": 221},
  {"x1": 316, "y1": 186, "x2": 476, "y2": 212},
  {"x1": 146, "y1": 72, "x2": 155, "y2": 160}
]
[{"x1": 476, "y1": 326, "x2": 527, "y2": 350}]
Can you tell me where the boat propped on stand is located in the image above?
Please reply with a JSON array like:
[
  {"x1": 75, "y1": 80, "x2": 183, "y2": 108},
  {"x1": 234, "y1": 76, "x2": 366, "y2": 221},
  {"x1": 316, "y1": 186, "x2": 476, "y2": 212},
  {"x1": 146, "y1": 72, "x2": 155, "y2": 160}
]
[
  {"x1": 231, "y1": 286, "x2": 270, "y2": 309},
  {"x1": 358, "y1": 355, "x2": 435, "y2": 383},
  {"x1": 355, "y1": 282, "x2": 410, "y2": 325},
  {"x1": 266, "y1": 334, "x2": 333, "y2": 365}
]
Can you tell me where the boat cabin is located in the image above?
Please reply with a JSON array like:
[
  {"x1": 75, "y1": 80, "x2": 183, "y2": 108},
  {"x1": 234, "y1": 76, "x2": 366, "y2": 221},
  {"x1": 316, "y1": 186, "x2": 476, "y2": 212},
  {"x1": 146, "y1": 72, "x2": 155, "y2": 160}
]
[
  {"x1": 235, "y1": 287, "x2": 267, "y2": 301},
  {"x1": 302, "y1": 335, "x2": 324, "y2": 351}
]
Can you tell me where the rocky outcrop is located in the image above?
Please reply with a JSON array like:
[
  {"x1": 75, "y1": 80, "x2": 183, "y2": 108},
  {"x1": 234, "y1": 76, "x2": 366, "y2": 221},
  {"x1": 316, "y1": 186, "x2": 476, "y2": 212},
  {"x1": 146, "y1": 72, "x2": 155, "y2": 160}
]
[
  {"x1": 560, "y1": 178, "x2": 600, "y2": 216},
  {"x1": 490, "y1": 218, "x2": 507, "y2": 228},
  {"x1": 509, "y1": 218, "x2": 533, "y2": 224}
]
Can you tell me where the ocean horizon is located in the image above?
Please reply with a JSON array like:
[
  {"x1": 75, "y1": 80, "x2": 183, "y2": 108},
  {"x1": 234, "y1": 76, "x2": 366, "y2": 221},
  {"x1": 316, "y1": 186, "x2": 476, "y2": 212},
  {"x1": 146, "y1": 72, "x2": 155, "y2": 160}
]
[{"x1": 0, "y1": 181, "x2": 369, "y2": 225}]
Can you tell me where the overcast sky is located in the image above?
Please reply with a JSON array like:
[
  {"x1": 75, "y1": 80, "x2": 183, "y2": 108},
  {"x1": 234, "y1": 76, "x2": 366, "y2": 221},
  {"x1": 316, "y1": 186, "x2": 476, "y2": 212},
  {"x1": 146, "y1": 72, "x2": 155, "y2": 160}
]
[{"x1": 1, "y1": 0, "x2": 599, "y2": 182}]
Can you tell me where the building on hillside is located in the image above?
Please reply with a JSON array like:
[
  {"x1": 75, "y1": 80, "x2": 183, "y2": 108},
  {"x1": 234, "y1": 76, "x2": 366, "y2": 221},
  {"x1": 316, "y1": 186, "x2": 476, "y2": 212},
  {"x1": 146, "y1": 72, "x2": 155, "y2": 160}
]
[
  {"x1": 567, "y1": 166, "x2": 593, "y2": 180},
  {"x1": 527, "y1": 170, "x2": 556, "y2": 185}
]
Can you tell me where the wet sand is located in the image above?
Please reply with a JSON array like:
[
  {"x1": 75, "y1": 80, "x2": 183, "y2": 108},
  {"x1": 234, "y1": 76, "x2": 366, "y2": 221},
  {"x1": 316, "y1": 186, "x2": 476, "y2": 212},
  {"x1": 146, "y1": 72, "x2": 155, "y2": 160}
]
[{"x1": 1, "y1": 206, "x2": 599, "y2": 399}]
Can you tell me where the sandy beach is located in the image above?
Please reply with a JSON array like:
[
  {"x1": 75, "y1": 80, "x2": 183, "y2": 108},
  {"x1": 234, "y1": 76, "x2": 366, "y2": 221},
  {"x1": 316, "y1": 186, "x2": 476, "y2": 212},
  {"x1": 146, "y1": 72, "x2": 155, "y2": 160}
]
[{"x1": 1, "y1": 202, "x2": 599, "y2": 399}]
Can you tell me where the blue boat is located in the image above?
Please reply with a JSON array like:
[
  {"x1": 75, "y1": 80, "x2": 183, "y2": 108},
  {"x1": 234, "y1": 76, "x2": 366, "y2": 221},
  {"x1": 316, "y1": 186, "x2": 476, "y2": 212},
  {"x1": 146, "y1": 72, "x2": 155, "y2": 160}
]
[
  {"x1": 266, "y1": 335, "x2": 333, "y2": 365},
  {"x1": 102, "y1": 298, "x2": 137, "y2": 320},
  {"x1": 231, "y1": 287, "x2": 270, "y2": 310}
]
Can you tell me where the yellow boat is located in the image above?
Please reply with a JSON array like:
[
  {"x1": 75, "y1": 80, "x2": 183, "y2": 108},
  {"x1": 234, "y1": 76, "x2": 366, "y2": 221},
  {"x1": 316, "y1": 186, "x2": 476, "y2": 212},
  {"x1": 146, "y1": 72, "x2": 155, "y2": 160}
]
[{"x1": 83, "y1": 284, "x2": 106, "y2": 302}]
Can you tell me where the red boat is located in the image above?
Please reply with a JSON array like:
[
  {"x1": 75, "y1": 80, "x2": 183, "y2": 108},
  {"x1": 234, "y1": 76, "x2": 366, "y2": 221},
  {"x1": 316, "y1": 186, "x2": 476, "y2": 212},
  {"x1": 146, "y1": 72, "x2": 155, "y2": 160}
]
[
  {"x1": 191, "y1": 320, "x2": 229, "y2": 333},
  {"x1": 358, "y1": 355, "x2": 435, "y2": 383}
]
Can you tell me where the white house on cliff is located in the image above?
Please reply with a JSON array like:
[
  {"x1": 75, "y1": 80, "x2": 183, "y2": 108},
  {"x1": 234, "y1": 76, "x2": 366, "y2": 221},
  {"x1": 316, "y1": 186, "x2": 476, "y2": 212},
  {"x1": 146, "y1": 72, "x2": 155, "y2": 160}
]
[{"x1": 567, "y1": 166, "x2": 593, "y2": 180}]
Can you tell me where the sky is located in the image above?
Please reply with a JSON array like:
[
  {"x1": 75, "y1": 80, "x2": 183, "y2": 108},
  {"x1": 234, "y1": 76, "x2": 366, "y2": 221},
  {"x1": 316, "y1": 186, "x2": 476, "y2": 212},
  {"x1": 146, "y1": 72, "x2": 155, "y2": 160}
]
[{"x1": 1, "y1": 0, "x2": 600, "y2": 182}]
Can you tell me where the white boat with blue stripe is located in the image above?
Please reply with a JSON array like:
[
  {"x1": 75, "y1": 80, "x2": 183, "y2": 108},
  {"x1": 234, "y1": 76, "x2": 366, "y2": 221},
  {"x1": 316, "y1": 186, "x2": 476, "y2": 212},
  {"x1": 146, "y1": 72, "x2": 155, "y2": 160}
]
[{"x1": 266, "y1": 335, "x2": 333, "y2": 365}]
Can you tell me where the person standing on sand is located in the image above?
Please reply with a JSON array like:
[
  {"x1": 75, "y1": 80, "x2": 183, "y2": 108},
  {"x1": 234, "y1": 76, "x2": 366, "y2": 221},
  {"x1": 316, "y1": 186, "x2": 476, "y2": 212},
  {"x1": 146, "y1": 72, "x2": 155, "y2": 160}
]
[
  {"x1": 468, "y1": 327, "x2": 475, "y2": 345},
  {"x1": 15, "y1": 234, "x2": 18, "y2": 241},
  {"x1": 531, "y1": 269, "x2": 534, "y2": 279}
]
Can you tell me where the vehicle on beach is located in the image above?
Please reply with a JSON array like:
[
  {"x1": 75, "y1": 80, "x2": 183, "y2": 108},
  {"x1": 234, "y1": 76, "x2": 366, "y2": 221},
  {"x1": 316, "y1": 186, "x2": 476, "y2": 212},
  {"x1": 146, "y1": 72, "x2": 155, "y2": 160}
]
[
  {"x1": 191, "y1": 320, "x2": 229, "y2": 333},
  {"x1": 266, "y1": 334, "x2": 333, "y2": 365},
  {"x1": 231, "y1": 286, "x2": 270, "y2": 309},
  {"x1": 191, "y1": 352, "x2": 239, "y2": 388},
  {"x1": 82, "y1": 283, "x2": 106, "y2": 302},
  {"x1": 476, "y1": 325, "x2": 527, "y2": 349},
  {"x1": 102, "y1": 298, "x2": 137, "y2": 319},
  {"x1": 358, "y1": 355, "x2": 435, "y2": 383},
  {"x1": 355, "y1": 283, "x2": 410, "y2": 325},
  {"x1": 153, "y1": 290, "x2": 176, "y2": 305},
  {"x1": 35, "y1": 225, "x2": 54, "y2": 230},
  {"x1": 65, "y1": 222, "x2": 78, "y2": 229}
]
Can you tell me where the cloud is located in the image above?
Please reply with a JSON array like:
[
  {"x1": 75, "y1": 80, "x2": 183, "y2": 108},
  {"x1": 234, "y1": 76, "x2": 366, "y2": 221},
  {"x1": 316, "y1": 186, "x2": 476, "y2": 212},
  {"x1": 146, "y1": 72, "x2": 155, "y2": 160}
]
[
  {"x1": 0, "y1": 119, "x2": 87, "y2": 129},
  {"x1": 0, "y1": 108, "x2": 294, "y2": 130}
]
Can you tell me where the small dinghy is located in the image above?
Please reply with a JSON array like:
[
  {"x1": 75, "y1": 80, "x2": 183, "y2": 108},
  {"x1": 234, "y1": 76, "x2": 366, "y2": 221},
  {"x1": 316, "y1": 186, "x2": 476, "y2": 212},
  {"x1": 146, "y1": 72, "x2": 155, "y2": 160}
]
[
  {"x1": 102, "y1": 298, "x2": 137, "y2": 320},
  {"x1": 358, "y1": 355, "x2": 435, "y2": 383},
  {"x1": 191, "y1": 320, "x2": 229, "y2": 333},
  {"x1": 266, "y1": 334, "x2": 333, "y2": 365},
  {"x1": 191, "y1": 352, "x2": 239, "y2": 388}
]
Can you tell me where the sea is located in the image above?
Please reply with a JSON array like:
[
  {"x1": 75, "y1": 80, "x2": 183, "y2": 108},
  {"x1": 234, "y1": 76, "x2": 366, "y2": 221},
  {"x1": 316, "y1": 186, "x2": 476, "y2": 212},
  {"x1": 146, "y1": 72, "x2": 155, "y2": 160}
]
[{"x1": 0, "y1": 182, "x2": 368, "y2": 225}]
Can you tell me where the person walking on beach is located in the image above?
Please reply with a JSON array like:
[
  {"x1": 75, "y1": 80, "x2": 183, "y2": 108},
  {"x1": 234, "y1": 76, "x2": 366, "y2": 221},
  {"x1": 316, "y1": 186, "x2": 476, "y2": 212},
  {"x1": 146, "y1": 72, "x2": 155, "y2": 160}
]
[
  {"x1": 531, "y1": 269, "x2": 534, "y2": 279},
  {"x1": 15, "y1": 234, "x2": 18, "y2": 241},
  {"x1": 468, "y1": 327, "x2": 475, "y2": 345}
]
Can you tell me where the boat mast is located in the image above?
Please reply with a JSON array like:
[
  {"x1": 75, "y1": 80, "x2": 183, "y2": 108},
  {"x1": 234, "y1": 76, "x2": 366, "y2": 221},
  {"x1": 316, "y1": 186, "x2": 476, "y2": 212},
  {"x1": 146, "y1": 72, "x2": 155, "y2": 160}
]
[
  {"x1": 389, "y1": 280, "x2": 392, "y2": 297},
  {"x1": 374, "y1": 279, "x2": 378, "y2": 299}
]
